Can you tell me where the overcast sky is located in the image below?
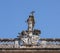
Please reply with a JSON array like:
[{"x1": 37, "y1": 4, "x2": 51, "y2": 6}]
[{"x1": 0, "y1": 0, "x2": 60, "y2": 38}]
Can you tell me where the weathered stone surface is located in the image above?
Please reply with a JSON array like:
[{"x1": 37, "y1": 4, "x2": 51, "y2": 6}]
[{"x1": 0, "y1": 50, "x2": 60, "y2": 53}]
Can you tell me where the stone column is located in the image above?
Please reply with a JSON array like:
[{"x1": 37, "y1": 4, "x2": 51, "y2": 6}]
[{"x1": 14, "y1": 40, "x2": 19, "y2": 48}]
